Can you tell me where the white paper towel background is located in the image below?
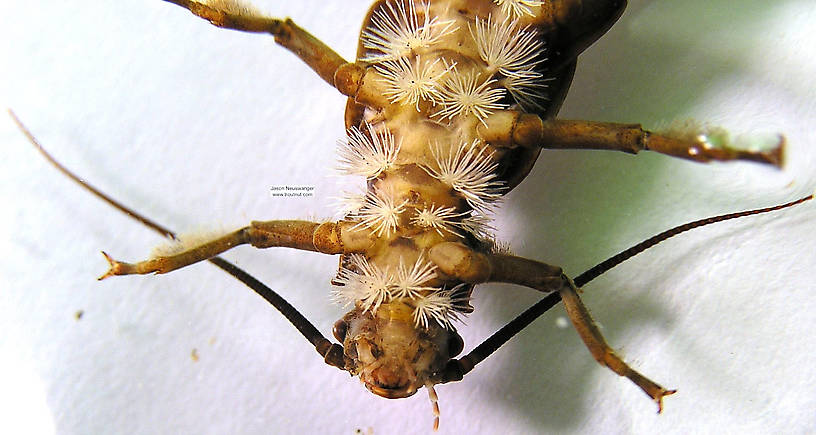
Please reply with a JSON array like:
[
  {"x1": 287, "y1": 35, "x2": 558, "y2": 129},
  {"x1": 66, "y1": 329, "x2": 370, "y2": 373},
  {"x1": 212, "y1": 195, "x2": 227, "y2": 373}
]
[{"x1": 2, "y1": 1, "x2": 815, "y2": 434}]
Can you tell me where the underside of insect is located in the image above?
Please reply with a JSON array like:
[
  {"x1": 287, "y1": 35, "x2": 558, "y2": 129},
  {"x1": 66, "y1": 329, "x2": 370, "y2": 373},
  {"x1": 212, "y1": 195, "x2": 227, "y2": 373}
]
[{"x1": 15, "y1": 0, "x2": 812, "y2": 431}]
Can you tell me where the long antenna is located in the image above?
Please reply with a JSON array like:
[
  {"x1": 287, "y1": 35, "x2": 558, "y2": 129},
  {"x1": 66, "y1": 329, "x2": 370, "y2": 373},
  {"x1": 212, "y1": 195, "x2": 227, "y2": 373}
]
[
  {"x1": 444, "y1": 190, "x2": 812, "y2": 380},
  {"x1": 10, "y1": 109, "x2": 345, "y2": 368},
  {"x1": 573, "y1": 194, "x2": 812, "y2": 287}
]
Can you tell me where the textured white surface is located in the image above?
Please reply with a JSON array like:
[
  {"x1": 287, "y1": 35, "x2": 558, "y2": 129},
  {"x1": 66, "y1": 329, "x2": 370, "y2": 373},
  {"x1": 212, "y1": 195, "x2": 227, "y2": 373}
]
[{"x1": 2, "y1": 1, "x2": 815, "y2": 434}]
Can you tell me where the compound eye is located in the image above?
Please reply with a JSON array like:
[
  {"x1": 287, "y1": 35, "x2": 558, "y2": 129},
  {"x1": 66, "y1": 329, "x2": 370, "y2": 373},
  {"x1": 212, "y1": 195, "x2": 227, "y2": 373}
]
[
  {"x1": 332, "y1": 319, "x2": 348, "y2": 342},
  {"x1": 448, "y1": 332, "x2": 464, "y2": 357}
]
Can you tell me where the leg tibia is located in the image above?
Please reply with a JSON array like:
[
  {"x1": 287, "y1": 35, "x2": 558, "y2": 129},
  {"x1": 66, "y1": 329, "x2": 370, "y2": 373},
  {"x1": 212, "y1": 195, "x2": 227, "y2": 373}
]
[{"x1": 559, "y1": 280, "x2": 676, "y2": 412}]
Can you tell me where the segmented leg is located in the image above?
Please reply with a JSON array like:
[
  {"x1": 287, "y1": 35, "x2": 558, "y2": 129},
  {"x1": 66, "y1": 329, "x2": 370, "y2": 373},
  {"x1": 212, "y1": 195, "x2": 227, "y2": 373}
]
[
  {"x1": 557, "y1": 277, "x2": 676, "y2": 412},
  {"x1": 162, "y1": 0, "x2": 364, "y2": 96},
  {"x1": 428, "y1": 242, "x2": 676, "y2": 411},
  {"x1": 539, "y1": 118, "x2": 782, "y2": 166},
  {"x1": 539, "y1": 119, "x2": 783, "y2": 166},
  {"x1": 480, "y1": 111, "x2": 783, "y2": 167},
  {"x1": 11, "y1": 109, "x2": 348, "y2": 369},
  {"x1": 100, "y1": 220, "x2": 346, "y2": 279}
]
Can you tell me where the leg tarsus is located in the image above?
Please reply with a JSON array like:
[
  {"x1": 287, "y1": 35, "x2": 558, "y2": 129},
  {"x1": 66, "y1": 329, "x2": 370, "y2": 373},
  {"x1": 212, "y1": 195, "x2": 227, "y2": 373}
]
[
  {"x1": 162, "y1": 0, "x2": 356, "y2": 89},
  {"x1": 163, "y1": 0, "x2": 280, "y2": 32},
  {"x1": 98, "y1": 251, "x2": 138, "y2": 280},
  {"x1": 656, "y1": 388, "x2": 677, "y2": 413},
  {"x1": 98, "y1": 251, "x2": 117, "y2": 280}
]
